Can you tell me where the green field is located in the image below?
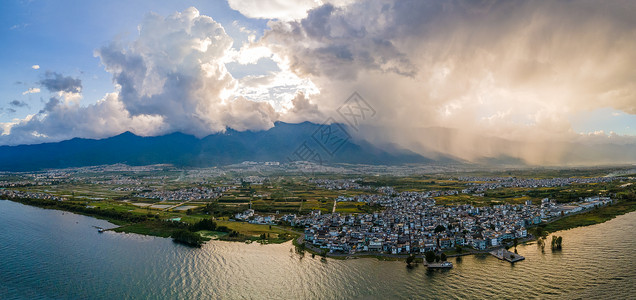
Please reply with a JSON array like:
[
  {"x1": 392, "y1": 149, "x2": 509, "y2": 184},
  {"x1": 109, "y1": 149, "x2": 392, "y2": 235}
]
[{"x1": 3, "y1": 165, "x2": 635, "y2": 247}]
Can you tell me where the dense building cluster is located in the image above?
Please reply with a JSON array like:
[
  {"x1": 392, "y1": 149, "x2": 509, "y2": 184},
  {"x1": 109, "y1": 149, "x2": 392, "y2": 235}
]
[
  {"x1": 458, "y1": 176, "x2": 619, "y2": 194},
  {"x1": 296, "y1": 196, "x2": 536, "y2": 254},
  {"x1": 285, "y1": 192, "x2": 614, "y2": 255},
  {"x1": 309, "y1": 178, "x2": 370, "y2": 190},
  {"x1": 136, "y1": 187, "x2": 229, "y2": 201},
  {"x1": 0, "y1": 189, "x2": 68, "y2": 201}
]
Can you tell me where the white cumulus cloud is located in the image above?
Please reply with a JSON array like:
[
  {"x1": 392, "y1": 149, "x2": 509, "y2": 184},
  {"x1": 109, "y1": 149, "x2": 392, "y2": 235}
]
[
  {"x1": 22, "y1": 88, "x2": 40, "y2": 95},
  {"x1": 228, "y1": 0, "x2": 353, "y2": 20},
  {"x1": 1, "y1": 7, "x2": 315, "y2": 145}
]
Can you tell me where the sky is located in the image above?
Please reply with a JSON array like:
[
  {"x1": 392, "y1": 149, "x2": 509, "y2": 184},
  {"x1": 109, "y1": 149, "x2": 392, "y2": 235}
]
[{"x1": 1, "y1": 0, "x2": 635, "y2": 165}]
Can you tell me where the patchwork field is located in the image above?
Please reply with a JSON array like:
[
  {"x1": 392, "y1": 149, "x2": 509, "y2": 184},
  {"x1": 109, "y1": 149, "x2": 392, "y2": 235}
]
[{"x1": 3, "y1": 166, "x2": 634, "y2": 245}]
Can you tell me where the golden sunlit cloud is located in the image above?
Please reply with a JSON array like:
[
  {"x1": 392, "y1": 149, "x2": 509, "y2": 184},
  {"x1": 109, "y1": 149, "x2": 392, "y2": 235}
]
[{"x1": 2, "y1": 1, "x2": 635, "y2": 165}]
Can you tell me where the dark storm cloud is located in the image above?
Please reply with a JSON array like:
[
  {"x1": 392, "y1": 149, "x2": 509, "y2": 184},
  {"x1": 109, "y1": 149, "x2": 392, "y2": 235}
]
[
  {"x1": 39, "y1": 97, "x2": 59, "y2": 113},
  {"x1": 264, "y1": 2, "x2": 418, "y2": 79},
  {"x1": 39, "y1": 71, "x2": 82, "y2": 93},
  {"x1": 9, "y1": 100, "x2": 29, "y2": 108}
]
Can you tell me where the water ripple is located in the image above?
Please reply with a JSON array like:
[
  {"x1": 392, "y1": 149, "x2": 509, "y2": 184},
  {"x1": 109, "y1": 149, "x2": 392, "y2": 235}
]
[{"x1": 1, "y1": 200, "x2": 634, "y2": 299}]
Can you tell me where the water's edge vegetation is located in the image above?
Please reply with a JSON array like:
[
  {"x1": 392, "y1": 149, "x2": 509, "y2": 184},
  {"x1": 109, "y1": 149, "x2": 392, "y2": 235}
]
[
  {"x1": 541, "y1": 198, "x2": 636, "y2": 233},
  {"x1": 0, "y1": 196, "x2": 298, "y2": 247}
]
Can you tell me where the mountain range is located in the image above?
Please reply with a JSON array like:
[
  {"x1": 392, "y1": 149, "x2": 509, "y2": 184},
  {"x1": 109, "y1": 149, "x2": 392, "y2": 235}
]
[{"x1": 0, "y1": 122, "x2": 433, "y2": 171}]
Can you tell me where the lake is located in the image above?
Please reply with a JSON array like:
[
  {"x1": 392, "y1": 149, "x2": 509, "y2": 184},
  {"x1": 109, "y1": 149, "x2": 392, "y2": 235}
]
[{"x1": 1, "y1": 199, "x2": 634, "y2": 299}]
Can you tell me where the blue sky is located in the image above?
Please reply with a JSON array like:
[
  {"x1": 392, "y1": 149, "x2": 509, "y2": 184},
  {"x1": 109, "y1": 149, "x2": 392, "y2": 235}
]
[
  {"x1": 569, "y1": 108, "x2": 636, "y2": 136},
  {"x1": 0, "y1": 0, "x2": 635, "y2": 164},
  {"x1": 0, "y1": 0, "x2": 268, "y2": 121}
]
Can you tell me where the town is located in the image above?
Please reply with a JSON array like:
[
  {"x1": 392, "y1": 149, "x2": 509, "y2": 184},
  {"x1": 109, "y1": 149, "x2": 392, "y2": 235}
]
[{"x1": 242, "y1": 191, "x2": 614, "y2": 255}]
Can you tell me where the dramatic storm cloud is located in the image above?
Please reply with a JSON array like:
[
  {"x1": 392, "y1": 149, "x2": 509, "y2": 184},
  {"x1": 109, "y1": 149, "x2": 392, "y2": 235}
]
[
  {"x1": 2, "y1": 1, "x2": 635, "y2": 165},
  {"x1": 261, "y1": 0, "x2": 636, "y2": 164}
]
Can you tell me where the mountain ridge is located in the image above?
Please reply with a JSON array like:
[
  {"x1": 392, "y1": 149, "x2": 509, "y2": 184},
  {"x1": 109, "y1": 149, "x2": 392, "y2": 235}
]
[{"x1": 0, "y1": 122, "x2": 433, "y2": 171}]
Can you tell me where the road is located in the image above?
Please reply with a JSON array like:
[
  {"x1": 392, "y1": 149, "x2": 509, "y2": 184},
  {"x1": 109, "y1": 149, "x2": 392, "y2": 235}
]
[{"x1": 164, "y1": 198, "x2": 195, "y2": 211}]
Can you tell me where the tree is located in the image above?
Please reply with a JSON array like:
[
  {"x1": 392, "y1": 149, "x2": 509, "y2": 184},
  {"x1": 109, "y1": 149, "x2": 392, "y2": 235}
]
[
  {"x1": 537, "y1": 237, "x2": 546, "y2": 253},
  {"x1": 425, "y1": 251, "x2": 436, "y2": 263},
  {"x1": 190, "y1": 219, "x2": 217, "y2": 231},
  {"x1": 320, "y1": 249, "x2": 328, "y2": 258},
  {"x1": 406, "y1": 254, "x2": 415, "y2": 267},
  {"x1": 551, "y1": 236, "x2": 563, "y2": 250},
  {"x1": 435, "y1": 255, "x2": 440, "y2": 262},
  {"x1": 171, "y1": 229, "x2": 204, "y2": 247},
  {"x1": 455, "y1": 245, "x2": 463, "y2": 254},
  {"x1": 434, "y1": 225, "x2": 446, "y2": 233},
  {"x1": 535, "y1": 226, "x2": 544, "y2": 238},
  {"x1": 440, "y1": 253, "x2": 447, "y2": 261}
]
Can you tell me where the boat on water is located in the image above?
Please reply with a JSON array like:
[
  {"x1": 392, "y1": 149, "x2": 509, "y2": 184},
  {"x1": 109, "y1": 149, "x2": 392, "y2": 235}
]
[{"x1": 97, "y1": 228, "x2": 104, "y2": 233}]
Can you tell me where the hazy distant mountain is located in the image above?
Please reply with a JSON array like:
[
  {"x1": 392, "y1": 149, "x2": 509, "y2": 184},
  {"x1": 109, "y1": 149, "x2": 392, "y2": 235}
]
[{"x1": 0, "y1": 122, "x2": 433, "y2": 171}]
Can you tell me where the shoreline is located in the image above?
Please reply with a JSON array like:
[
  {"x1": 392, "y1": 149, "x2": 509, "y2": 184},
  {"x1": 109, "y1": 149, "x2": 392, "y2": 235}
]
[
  {"x1": 2, "y1": 196, "x2": 635, "y2": 259},
  {"x1": 0, "y1": 196, "x2": 301, "y2": 246},
  {"x1": 294, "y1": 232, "x2": 536, "y2": 262},
  {"x1": 294, "y1": 199, "x2": 636, "y2": 261}
]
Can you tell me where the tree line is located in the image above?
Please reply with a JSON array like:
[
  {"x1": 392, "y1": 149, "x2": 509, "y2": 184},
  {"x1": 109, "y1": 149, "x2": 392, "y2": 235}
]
[{"x1": 2, "y1": 196, "x2": 150, "y2": 223}]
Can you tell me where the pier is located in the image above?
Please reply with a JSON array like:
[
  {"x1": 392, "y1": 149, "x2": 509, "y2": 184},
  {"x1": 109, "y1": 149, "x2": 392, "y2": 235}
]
[
  {"x1": 427, "y1": 261, "x2": 453, "y2": 269},
  {"x1": 490, "y1": 249, "x2": 525, "y2": 263}
]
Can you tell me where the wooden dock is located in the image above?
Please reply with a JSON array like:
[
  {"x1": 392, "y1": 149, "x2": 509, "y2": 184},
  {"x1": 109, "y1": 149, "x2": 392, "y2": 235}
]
[
  {"x1": 427, "y1": 261, "x2": 453, "y2": 269},
  {"x1": 490, "y1": 248, "x2": 525, "y2": 263}
]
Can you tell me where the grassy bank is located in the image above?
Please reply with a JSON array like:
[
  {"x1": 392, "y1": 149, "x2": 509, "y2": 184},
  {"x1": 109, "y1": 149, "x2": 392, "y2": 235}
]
[
  {"x1": 541, "y1": 199, "x2": 636, "y2": 234},
  {"x1": 112, "y1": 220, "x2": 187, "y2": 238},
  {"x1": 2, "y1": 196, "x2": 297, "y2": 246},
  {"x1": 109, "y1": 217, "x2": 299, "y2": 244},
  {"x1": 1, "y1": 196, "x2": 148, "y2": 226}
]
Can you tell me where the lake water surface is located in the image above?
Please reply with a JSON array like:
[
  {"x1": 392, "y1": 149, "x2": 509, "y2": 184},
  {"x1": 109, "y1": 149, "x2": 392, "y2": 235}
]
[{"x1": 1, "y1": 199, "x2": 634, "y2": 299}]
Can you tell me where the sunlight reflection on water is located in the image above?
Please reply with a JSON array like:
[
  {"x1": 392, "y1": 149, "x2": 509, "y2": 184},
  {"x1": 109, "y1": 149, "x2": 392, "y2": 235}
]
[{"x1": 1, "y1": 200, "x2": 634, "y2": 299}]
